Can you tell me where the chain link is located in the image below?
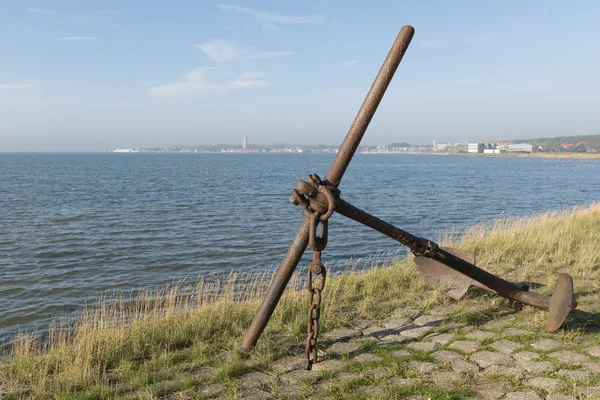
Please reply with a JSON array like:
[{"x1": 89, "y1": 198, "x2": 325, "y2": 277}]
[{"x1": 290, "y1": 174, "x2": 335, "y2": 370}]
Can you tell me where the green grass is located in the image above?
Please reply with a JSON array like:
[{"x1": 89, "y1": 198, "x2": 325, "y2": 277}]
[{"x1": 1, "y1": 203, "x2": 600, "y2": 398}]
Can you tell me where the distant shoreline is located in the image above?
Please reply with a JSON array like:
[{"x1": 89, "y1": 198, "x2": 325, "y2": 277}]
[{"x1": 451, "y1": 152, "x2": 600, "y2": 159}]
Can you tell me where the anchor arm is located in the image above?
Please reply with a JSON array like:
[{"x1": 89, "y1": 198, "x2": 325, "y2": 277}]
[{"x1": 335, "y1": 198, "x2": 577, "y2": 327}]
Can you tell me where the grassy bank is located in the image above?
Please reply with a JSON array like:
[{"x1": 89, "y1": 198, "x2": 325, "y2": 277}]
[{"x1": 1, "y1": 204, "x2": 600, "y2": 399}]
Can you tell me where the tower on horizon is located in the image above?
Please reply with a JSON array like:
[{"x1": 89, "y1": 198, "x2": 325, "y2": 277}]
[{"x1": 243, "y1": 136, "x2": 248, "y2": 150}]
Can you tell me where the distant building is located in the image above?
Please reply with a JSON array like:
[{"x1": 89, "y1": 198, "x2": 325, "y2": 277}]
[
  {"x1": 468, "y1": 143, "x2": 485, "y2": 153},
  {"x1": 507, "y1": 143, "x2": 533, "y2": 153},
  {"x1": 432, "y1": 139, "x2": 448, "y2": 152},
  {"x1": 484, "y1": 149, "x2": 501, "y2": 154},
  {"x1": 243, "y1": 136, "x2": 248, "y2": 150}
]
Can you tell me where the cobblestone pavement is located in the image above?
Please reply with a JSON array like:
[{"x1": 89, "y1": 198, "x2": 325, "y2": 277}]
[{"x1": 189, "y1": 299, "x2": 600, "y2": 400}]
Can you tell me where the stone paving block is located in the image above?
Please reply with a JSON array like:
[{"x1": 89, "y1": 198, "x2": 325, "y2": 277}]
[
  {"x1": 382, "y1": 317, "x2": 412, "y2": 329},
  {"x1": 407, "y1": 341, "x2": 440, "y2": 352},
  {"x1": 429, "y1": 371, "x2": 461, "y2": 390},
  {"x1": 311, "y1": 359, "x2": 346, "y2": 372},
  {"x1": 449, "y1": 340, "x2": 481, "y2": 354},
  {"x1": 336, "y1": 372, "x2": 363, "y2": 381},
  {"x1": 351, "y1": 318, "x2": 377, "y2": 330},
  {"x1": 393, "y1": 308, "x2": 422, "y2": 319},
  {"x1": 547, "y1": 350, "x2": 589, "y2": 365},
  {"x1": 586, "y1": 346, "x2": 600, "y2": 357},
  {"x1": 387, "y1": 376, "x2": 416, "y2": 387},
  {"x1": 470, "y1": 351, "x2": 513, "y2": 368},
  {"x1": 326, "y1": 341, "x2": 362, "y2": 356},
  {"x1": 512, "y1": 351, "x2": 540, "y2": 362},
  {"x1": 238, "y1": 388, "x2": 275, "y2": 399},
  {"x1": 426, "y1": 332, "x2": 457, "y2": 345},
  {"x1": 519, "y1": 361, "x2": 556, "y2": 373},
  {"x1": 481, "y1": 320, "x2": 507, "y2": 330},
  {"x1": 504, "y1": 391, "x2": 543, "y2": 400},
  {"x1": 270, "y1": 356, "x2": 307, "y2": 374},
  {"x1": 353, "y1": 353, "x2": 383, "y2": 363},
  {"x1": 576, "y1": 387, "x2": 600, "y2": 397},
  {"x1": 432, "y1": 350, "x2": 463, "y2": 363},
  {"x1": 239, "y1": 371, "x2": 276, "y2": 388},
  {"x1": 379, "y1": 334, "x2": 410, "y2": 344},
  {"x1": 369, "y1": 367, "x2": 391, "y2": 379},
  {"x1": 441, "y1": 322, "x2": 468, "y2": 331},
  {"x1": 278, "y1": 385, "x2": 303, "y2": 398},
  {"x1": 531, "y1": 338, "x2": 563, "y2": 351},
  {"x1": 390, "y1": 349, "x2": 412, "y2": 358},
  {"x1": 582, "y1": 362, "x2": 600, "y2": 373},
  {"x1": 465, "y1": 330, "x2": 498, "y2": 341},
  {"x1": 473, "y1": 383, "x2": 509, "y2": 400},
  {"x1": 407, "y1": 361, "x2": 437, "y2": 373},
  {"x1": 197, "y1": 383, "x2": 228, "y2": 398},
  {"x1": 484, "y1": 365, "x2": 525, "y2": 378},
  {"x1": 490, "y1": 340, "x2": 523, "y2": 354},
  {"x1": 546, "y1": 395, "x2": 577, "y2": 400},
  {"x1": 279, "y1": 370, "x2": 313, "y2": 384},
  {"x1": 527, "y1": 376, "x2": 562, "y2": 393},
  {"x1": 323, "y1": 327, "x2": 361, "y2": 341},
  {"x1": 556, "y1": 369, "x2": 592, "y2": 381},
  {"x1": 413, "y1": 315, "x2": 446, "y2": 326},
  {"x1": 362, "y1": 326, "x2": 396, "y2": 338},
  {"x1": 399, "y1": 325, "x2": 433, "y2": 338},
  {"x1": 452, "y1": 360, "x2": 479, "y2": 374}
]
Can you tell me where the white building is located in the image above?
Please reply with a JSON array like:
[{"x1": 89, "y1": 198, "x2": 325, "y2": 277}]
[
  {"x1": 242, "y1": 136, "x2": 248, "y2": 150},
  {"x1": 483, "y1": 149, "x2": 501, "y2": 154},
  {"x1": 468, "y1": 143, "x2": 484, "y2": 153},
  {"x1": 507, "y1": 143, "x2": 533, "y2": 153}
]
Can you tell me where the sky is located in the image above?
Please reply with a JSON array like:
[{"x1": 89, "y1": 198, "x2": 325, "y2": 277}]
[{"x1": 1, "y1": 1, "x2": 599, "y2": 152}]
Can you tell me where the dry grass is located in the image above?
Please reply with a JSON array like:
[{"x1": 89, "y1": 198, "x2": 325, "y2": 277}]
[{"x1": 1, "y1": 202, "x2": 600, "y2": 399}]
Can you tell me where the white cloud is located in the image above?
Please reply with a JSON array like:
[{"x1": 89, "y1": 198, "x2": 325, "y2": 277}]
[
  {"x1": 0, "y1": 83, "x2": 36, "y2": 90},
  {"x1": 340, "y1": 60, "x2": 357, "y2": 67},
  {"x1": 195, "y1": 39, "x2": 290, "y2": 63},
  {"x1": 218, "y1": 4, "x2": 323, "y2": 24},
  {"x1": 147, "y1": 68, "x2": 269, "y2": 98},
  {"x1": 420, "y1": 40, "x2": 441, "y2": 48},
  {"x1": 61, "y1": 36, "x2": 97, "y2": 41}
]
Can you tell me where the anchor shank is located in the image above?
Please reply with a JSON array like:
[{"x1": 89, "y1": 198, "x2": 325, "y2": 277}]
[
  {"x1": 326, "y1": 26, "x2": 415, "y2": 188},
  {"x1": 336, "y1": 199, "x2": 551, "y2": 310},
  {"x1": 240, "y1": 26, "x2": 416, "y2": 354}
]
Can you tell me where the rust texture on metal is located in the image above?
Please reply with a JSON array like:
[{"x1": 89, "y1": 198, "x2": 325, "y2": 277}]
[
  {"x1": 294, "y1": 173, "x2": 335, "y2": 369},
  {"x1": 546, "y1": 273, "x2": 577, "y2": 332},
  {"x1": 239, "y1": 25, "x2": 416, "y2": 355}
]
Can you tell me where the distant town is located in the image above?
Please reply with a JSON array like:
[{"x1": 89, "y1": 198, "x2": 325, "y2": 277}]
[{"x1": 107, "y1": 135, "x2": 600, "y2": 155}]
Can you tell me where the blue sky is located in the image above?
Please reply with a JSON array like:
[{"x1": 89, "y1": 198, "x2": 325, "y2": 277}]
[{"x1": 1, "y1": 1, "x2": 599, "y2": 151}]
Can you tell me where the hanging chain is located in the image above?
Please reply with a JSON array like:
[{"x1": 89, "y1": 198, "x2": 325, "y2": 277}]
[{"x1": 290, "y1": 174, "x2": 336, "y2": 370}]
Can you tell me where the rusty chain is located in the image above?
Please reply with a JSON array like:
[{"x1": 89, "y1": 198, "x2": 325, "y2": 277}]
[{"x1": 290, "y1": 174, "x2": 336, "y2": 370}]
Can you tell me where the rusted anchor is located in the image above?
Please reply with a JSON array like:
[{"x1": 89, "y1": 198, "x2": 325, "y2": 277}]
[{"x1": 239, "y1": 25, "x2": 577, "y2": 366}]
